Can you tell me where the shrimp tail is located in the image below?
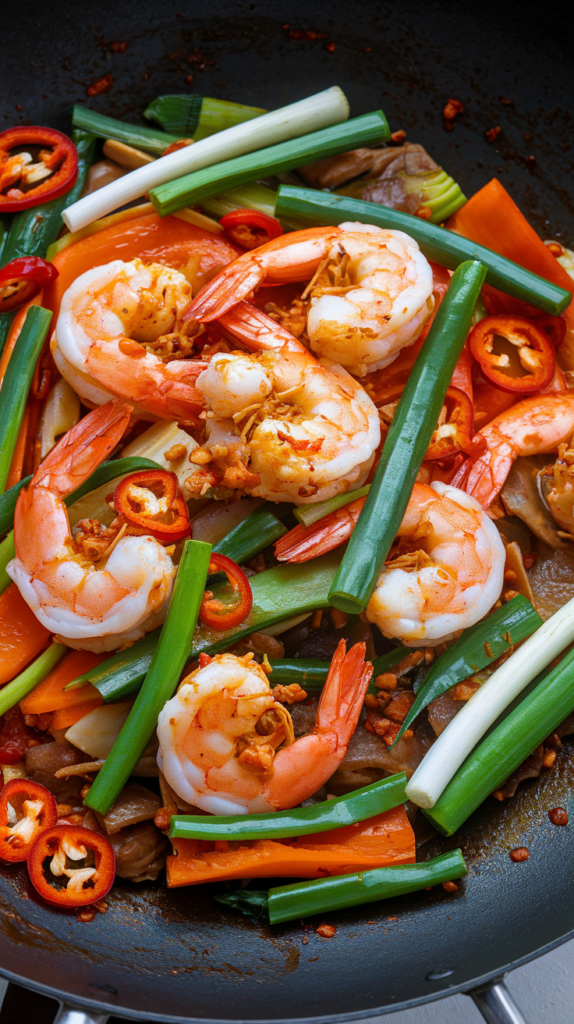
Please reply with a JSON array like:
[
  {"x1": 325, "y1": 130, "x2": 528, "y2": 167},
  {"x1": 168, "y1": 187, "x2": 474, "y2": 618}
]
[
  {"x1": 219, "y1": 301, "x2": 304, "y2": 353},
  {"x1": 184, "y1": 254, "x2": 265, "y2": 323},
  {"x1": 315, "y1": 639, "x2": 372, "y2": 740},
  {"x1": 274, "y1": 497, "x2": 366, "y2": 562},
  {"x1": 463, "y1": 428, "x2": 516, "y2": 508}
]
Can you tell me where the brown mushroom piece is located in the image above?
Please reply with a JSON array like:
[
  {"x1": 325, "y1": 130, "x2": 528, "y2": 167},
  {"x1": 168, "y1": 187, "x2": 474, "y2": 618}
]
[
  {"x1": 98, "y1": 783, "x2": 162, "y2": 836},
  {"x1": 107, "y1": 820, "x2": 168, "y2": 882}
]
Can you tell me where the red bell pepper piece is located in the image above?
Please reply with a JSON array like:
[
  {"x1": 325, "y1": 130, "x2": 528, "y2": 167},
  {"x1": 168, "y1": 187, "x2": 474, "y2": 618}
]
[
  {"x1": 220, "y1": 208, "x2": 283, "y2": 250},
  {"x1": 27, "y1": 824, "x2": 115, "y2": 907},
  {"x1": 113, "y1": 469, "x2": 191, "y2": 542},
  {"x1": 0, "y1": 779, "x2": 57, "y2": 863},
  {"x1": 0, "y1": 126, "x2": 78, "y2": 212},
  {"x1": 468, "y1": 314, "x2": 556, "y2": 393},
  {"x1": 0, "y1": 257, "x2": 59, "y2": 313},
  {"x1": 200, "y1": 553, "x2": 253, "y2": 630}
]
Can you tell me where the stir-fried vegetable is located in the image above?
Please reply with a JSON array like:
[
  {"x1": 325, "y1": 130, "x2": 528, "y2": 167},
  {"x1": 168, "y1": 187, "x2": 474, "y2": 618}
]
[
  {"x1": 0, "y1": 779, "x2": 57, "y2": 862},
  {"x1": 0, "y1": 641, "x2": 66, "y2": 715},
  {"x1": 219, "y1": 208, "x2": 283, "y2": 249},
  {"x1": 144, "y1": 94, "x2": 266, "y2": 140},
  {"x1": 72, "y1": 104, "x2": 180, "y2": 155},
  {"x1": 27, "y1": 824, "x2": 115, "y2": 907},
  {"x1": 468, "y1": 315, "x2": 556, "y2": 392},
  {"x1": 199, "y1": 553, "x2": 253, "y2": 630},
  {"x1": 0, "y1": 257, "x2": 58, "y2": 314},
  {"x1": 113, "y1": 469, "x2": 191, "y2": 542},
  {"x1": 0, "y1": 126, "x2": 78, "y2": 212}
]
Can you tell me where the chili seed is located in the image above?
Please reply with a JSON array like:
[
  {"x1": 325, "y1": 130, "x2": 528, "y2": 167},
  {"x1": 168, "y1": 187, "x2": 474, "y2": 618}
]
[
  {"x1": 509, "y1": 847, "x2": 529, "y2": 862},
  {"x1": 442, "y1": 881, "x2": 458, "y2": 892},
  {"x1": 548, "y1": 807, "x2": 568, "y2": 826}
]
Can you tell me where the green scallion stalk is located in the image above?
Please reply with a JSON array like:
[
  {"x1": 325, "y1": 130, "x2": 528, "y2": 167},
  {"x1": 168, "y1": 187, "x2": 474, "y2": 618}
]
[
  {"x1": 171, "y1": 772, "x2": 407, "y2": 841},
  {"x1": 329, "y1": 260, "x2": 486, "y2": 615},
  {"x1": 144, "y1": 95, "x2": 266, "y2": 141},
  {"x1": 0, "y1": 643, "x2": 66, "y2": 717},
  {"x1": 150, "y1": 111, "x2": 390, "y2": 217},
  {"x1": 213, "y1": 505, "x2": 287, "y2": 563},
  {"x1": 0, "y1": 306, "x2": 52, "y2": 493},
  {"x1": 84, "y1": 539, "x2": 212, "y2": 815},
  {"x1": 294, "y1": 485, "x2": 370, "y2": 528},
  {"x1": 0, "y1": 534, "x2": 15, "y2": 594},
  {"x1": 274, "y1": 186, "x2": 572, "y2": 316},
  {"x1": 268, "y1": 645, "x2": 414, "y2": 694},
  {"x1": 72, "y1": 104, "x2": 180, "y2": 156},
  {"x1": 0, "y1": 130, "x2": 96, "y2": 359},
  {"x1": 266, "y1": 849, "x2": 467, "y2": 924},
  {"x1": 338, "y1": 166, "x2": 466, "y2": 225},
  {"x1": 393, "y1": 595, "x2": 543, "y2": 744},
  {"x1": 424, "y1": 646, "x2": 574, "y2": 836},
  {"x1": 197, "y1": 183, "x2": 277, "y2": 220}
]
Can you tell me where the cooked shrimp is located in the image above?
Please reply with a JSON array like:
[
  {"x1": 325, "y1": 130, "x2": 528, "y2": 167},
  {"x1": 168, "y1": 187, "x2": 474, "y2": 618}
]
[
  {"x1": 157, "y1": 641, "x2": 372, "y2": 815},
  {"x1": 7, "y1": 400, "x2": 175, "y2": 653},
  {"x1": 275, "y1": 482, "x2": 505, "y2": 646},
  {"x1": 464, "y1": 392, "x2": 574, "y2": 508},
  {"x1": 186, "y1": 223, "x2": 434, "y2": 377},
  {"x1": 53, "y1": 258, "x2": 207, "y2": 423},
  {"x1": 189, "y1": 301, "x2": 380, "y2": 504}
]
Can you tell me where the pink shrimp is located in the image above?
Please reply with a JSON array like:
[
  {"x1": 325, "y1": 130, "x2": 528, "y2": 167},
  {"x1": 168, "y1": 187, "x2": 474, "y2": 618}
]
[{"x1": 157, "y1": 641, "x2": 372, "y2": 815}]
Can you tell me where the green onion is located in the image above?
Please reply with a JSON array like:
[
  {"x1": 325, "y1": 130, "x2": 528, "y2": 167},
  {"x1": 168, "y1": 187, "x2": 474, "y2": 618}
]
[
  {"x1": 213, "y1": 505, "x2": 287, "y2": 563},
  {"x1": 406, "y1": 593, "x2": 574, "y2": 810},
  {"x1": 329, "y1": 260, "x2": 486, "y2": 615},
  {"x1": 294, "y1": 485, "x2": 370, "y2": 528},
  {"x1": 197, "y1": 183, "x2": 277, "y2": 221},
  {"x1": 393, "y1": 595, "x2": 543, "y2": 744},
  {"x1": 338, "y1": 166, "x2": 466, "y2": 225},
  {"x1": 0, "y1": 307, "x2": 52, "y2": 493},
  {"x1": 268, "y1": 645, "x2": 414, "y2": 694},
  {"x1": 71, "y1": 552, "x2": 342, "y2": 702},
  {"x1": 266, "y1": 849, "x2": 467, "y2": 924},
  {"x1": 144, "y1": 95, "x2": 266, "y2": 141},
  {"x1": 0, "y1": 643, "x2": 66, "y2": 717},
  {"x1": 72, "y1": 104, "x2": 180, "y2": 156},
  {"x1": 63, "y1": 87, "x2": 350, "y2": 233},
  {"x1": 150, "y1": 111, "x2": 390, "y2": 217},
  {"x1": 424, "y1": 646, "x2": 574, "y2": 836},
  {"x1": 84, "y1": 539, "x2": 212, "y2": 815},
  {"x1": 0, "y1": 476, "x2": 32, "y2": 537},
  {"x1": 0, "y1": 130, "x2": 96, "y2": 359},
  {"x1": 274, "y1": 186, "x2": 572, "y2": 316},
  {"x1": 171, "y1": 772, "x2": 407, "y2": 841},
  {"x1": 0, "y1": 534, "x2": 15, "y2": 594}
]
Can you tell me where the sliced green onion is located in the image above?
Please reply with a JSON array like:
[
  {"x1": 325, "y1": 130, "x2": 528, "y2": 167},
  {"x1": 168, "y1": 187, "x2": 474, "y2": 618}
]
[
  {"x1": 274, "y1": 186, "x2": 572, "y2": 316},
  {"x1": 171, "y1": 773, "x2": 407, "y2": 841},
  {"x1": 84, "y1": 539, "x2": 212, "y2": 815},
  {"x1": 0, "y1": 306, "x2": 52, "y2": 493},
  {"x1": 0, "y1": 534, "x2": 15, "y2": 594},
  {"x1": 213, "y1": 505, "x2": 287, "y2": 563},
  {"x1": 63, "y1": 87, "x2": 350, "y2": 233},
  {"x1": 294, "y1": 485, "x2": 370, "y2": 528},
  {"x1": 197, "y1": 183, "x2": 277, "y2": 221},
  {"x1": 268, "y1": 645, "x2": 413, "y2": 695},
  {"x1": 267, "y1": 849, "x2": 467, "y2": 924},
  {"x1": 393, "y1": 595, "x2": 543, "y2": 744},
  {"x1": 150, "y1": 111, "x2": 390, "y2": 217},
  {"x1": 0, "y1": 643, "x2": 66, "y2": 717},
  {"x1": 0, "y1": 475, "x2": 32, "y2": 537},
  {"x1": 144, "y1": 95, "x2": 266, "y2": 141},
  {"x1": 406, "y1": 594, "x2": 574, "y2": 810},
  {"x1": 329, "y1": 260, "x2": 486, "y2": 615},
  {"x1": 424, "y1": 645, "x2": 574, "y2": 835},
  {"x1": 72, "y1": 105, "x2": 180, "y2": 155}
]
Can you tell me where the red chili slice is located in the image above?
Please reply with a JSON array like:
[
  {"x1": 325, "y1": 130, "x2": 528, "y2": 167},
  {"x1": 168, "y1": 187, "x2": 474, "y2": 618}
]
[
  {"x1": 426, "y1": 386, "x2": 486, "y2": 460},
  {"x1": 0, "y1": 126, "x2": 78, "y2": 212},
  {"x1": 532, "y1": 312, "x2": 567, "y2": 349},
  {"x1": 0, "y1": 256, "x2": 59, "y2": 313},
  {"x1": 27, "y1": 824, "x2": 115, "y2": 908},
  {"x1": 220, "y1": 208, "x2": 283, "y2": 250},
  {"x1": 0, "y1": 779, "x2": 58, "y2": 863},
  {"x1": 114, "y1": 469, "x2": 191, "y2": 542},
  {"x1": 468, "y1": 315, "x2": 555, "y2": 393},
  {"x1": 199, "y1": 553, "x2": 253, "y2": 630}
]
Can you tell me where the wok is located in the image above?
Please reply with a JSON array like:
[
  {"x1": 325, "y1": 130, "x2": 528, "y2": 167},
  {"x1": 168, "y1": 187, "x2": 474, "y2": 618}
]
[{"x1": 1, "y1": 1, "x2": 574, "y2": 1021}]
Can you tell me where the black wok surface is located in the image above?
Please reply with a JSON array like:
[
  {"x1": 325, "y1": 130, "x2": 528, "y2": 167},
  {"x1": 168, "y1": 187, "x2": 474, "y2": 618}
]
[{"x1": 1, "y1": 1, "x2": 574, "y2": 1019}]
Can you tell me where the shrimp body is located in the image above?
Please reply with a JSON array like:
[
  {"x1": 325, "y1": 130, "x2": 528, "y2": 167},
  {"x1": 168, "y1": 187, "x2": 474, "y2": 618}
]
[
  {"x1": 157, "y1": 642, "x2": 372, "y2": 815},
  {"x1": 464, "y1": 392, "x2": 574, "y2": 508},
  {"x1": 7, "y1": 401, "x2": 175, "y2": 652},
  {"x1": 53, "y1": 259, "x2": 206, "y2": 423},
  {"x1": 192, "y1": 302, "x2": 380, "y2": 504},
  {"x1": 186, "y1": 223, "x2": 434, "y2": 377},
  {"x1": 275, "y1": 482, "x2": 505, "y2": 646}
]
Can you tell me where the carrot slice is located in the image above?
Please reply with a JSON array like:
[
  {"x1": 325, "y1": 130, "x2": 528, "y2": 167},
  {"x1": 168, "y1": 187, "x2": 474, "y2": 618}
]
[
  {"x1": 20, "y1": 649, "x2": 107, "y2": 715},
  {"x1": 0, "y1": 584, "x2": 50, "y2": 686},
  {"x1": 51, "y1": 698, "x2": 103, "y2": 731},
  {"x1": 167, "y1": 805, "x2": 415, "y2": 887}
]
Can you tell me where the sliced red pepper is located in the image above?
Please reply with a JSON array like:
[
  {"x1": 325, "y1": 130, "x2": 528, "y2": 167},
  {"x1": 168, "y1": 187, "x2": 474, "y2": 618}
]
[
  {"x1": 0, "y1": 779, "x2": 57, "y2": 863},
  {"x1": 531, "y1": 312, "x2": 567, "y2": 349},
  {"x1": 220, "y1": 208, "x2": 283, "y2": 250},
  {"x1": 469, "y1": 315, "x2": 555, "y2": 393},
  {"x1": 27, "y1": 824, "x2": 115, "y2": 908},
  {"x1": 114, "y1": 469, "x2": 191, "y2": 542},
  {"x1": 200, "y1": 553, "x2": 253, "y2": 630},
  {"x1": 0, "y1": 257, "x2": 59, "y2": 313},
  {"x1": 0, "y1": 126, "x2": 78, "y2": 212},
  {"x1": 376, "y1": 382, "x2": 481, "y2": 461}
]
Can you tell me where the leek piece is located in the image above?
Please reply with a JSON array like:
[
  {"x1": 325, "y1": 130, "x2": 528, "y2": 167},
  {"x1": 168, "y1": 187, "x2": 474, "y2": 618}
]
[
  {"x1": 197, "y1": 183, "x2": 277, "y2": 220},
  {"x1": 72, "y1": 104, "x2": 179, "y2": 155},
  {"x1": 63, "y1": 87, "x2": 350, "y2": 233},
  {"x1": 0, "y1": 307, "x2": 52, "y2": 492},
  {"x1": 144, "y1": 95, "x2": 266, "y2": 141},
  {"x1": 294, "y1": 485, "x2": 370, "y2": 527},
  {"x1": 0, "y1": 643, "x2": 66, "y2": 717},
  {"x1": 406, "y1": 594, "x2": 574, "y2": 809},
  {"x1": 213, "y1": 506, "x2": 287, "y2": 563}
]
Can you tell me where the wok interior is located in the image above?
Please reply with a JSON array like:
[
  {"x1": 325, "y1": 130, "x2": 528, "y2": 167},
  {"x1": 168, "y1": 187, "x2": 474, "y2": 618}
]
[{"x1": 1, "y1": 0, "x2": 573, "y2": 1019}]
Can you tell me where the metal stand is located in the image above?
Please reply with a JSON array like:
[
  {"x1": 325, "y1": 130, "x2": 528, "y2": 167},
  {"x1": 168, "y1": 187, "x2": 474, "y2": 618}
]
[
  {"x1": 468, "y1": 979, "x2": 528, "y2": 1024},
  {"x1": 53, "y1": 1005, "x2": 109, "y2": 1024}
]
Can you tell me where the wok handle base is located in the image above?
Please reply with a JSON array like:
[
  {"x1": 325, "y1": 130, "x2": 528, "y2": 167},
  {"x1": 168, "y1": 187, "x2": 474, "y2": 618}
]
[
  {"x1": 469, "y1": 979, "x2": 528, "y2": 1024},
  {"x1": 53, "y1": 1004, "x2": 109, "y2": 1024}
]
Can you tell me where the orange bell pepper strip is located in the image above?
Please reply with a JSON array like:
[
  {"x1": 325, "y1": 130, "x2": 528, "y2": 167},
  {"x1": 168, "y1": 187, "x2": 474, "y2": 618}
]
[
  {"x1": 0, "y1": 584, "x2": 50, "y2": 686},
  {"x1": 19, "y1": 649, "x2": 106, "y2": 715},
  {"x1": 167, "y1": 805, "x2": 415, "y2": 887},
  {"x1": 51, "y1": 699, "x2": 103, "y2": 731}
]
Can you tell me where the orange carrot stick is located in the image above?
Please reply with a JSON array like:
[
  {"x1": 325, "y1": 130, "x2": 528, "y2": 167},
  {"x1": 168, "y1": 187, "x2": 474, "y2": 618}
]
[
  {"x1": 0, "y1": 584, "x2": 50, "y2": 686},
  {"x1": 20, "y1": 649, "x2": 107, "y2": 715},
  {"x1": 5, "y1": 405, "x2": 30, "y2": 491},
  {"x1": 52, "y1": 698, "x2": 103, "y2": 731}
]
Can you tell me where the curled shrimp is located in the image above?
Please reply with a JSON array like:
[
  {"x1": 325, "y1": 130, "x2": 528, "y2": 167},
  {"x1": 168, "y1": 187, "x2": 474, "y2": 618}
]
[
  {"x1": 186, "y1": 223, "x2": 434, "y2": 377},
  {"x1": 189, "y1": 301, "x2": 380, "y2": 504},
  {"x1": 464, "y1": 392, "x2": 574, "y2": 508},
  {"x1": 7, "y1": 400, "x2": 175, "y2": 653},
  {"x1": 52, "y1": 259, "x2": 206, "y2": 423},
  {"x1": 157, "y1": 641, "x2": 372, "y2": 815},
  {"x1": 275, "y1": 482, "x2": 505, "y2": 646}
]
